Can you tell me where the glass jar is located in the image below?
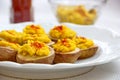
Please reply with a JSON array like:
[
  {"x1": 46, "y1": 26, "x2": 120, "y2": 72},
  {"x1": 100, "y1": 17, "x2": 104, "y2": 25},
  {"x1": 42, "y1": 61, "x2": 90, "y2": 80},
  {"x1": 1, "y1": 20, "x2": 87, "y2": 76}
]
[{"x1": 10, "y1": 0, "x2": 34, "y2": 23}]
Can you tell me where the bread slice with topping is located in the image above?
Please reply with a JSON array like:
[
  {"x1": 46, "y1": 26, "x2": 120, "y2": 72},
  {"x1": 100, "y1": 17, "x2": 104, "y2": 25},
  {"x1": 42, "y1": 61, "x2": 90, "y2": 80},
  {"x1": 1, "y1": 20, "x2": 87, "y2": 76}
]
[
  {"x1": 74, "y1": 36, "x2": 98, "y2": 59},
  {"x1": 53, "y1": 38, "x2": 80, "y2": 63},
  {"x1": 49, "y1": 25, "x2": 76, "y2": 42},
  {"x1": 0, "y1": 40, "x2": 19, "y2": 61},
  {"x1": 79, "y1": 45, "x2": 98, "y2": 59},
  {"x1": 16, "y1": 41, "x2": 55, "y2": 64},
  {"x1": 0, "y1": 47, "x2": 17, "y2": 61},
  {"x1": 54, "y1": 48, "x2": 80, "y2": 63}
]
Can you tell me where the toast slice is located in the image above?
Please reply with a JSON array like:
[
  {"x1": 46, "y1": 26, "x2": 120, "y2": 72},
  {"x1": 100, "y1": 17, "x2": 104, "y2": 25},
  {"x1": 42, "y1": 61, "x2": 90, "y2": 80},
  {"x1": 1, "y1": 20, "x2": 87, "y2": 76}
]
[
  {"x1": 16, "y1": 47, "x2": 55, "y2": 64},
  {"x1": 78, "y1": 45, "x2": 98, "y2": 59},
  {"x1": 0, "y1": 47, "x2": 17, "y2": 61},
  {"x1": 54, "y1": 48, "x2": 80, "y2": 63}
]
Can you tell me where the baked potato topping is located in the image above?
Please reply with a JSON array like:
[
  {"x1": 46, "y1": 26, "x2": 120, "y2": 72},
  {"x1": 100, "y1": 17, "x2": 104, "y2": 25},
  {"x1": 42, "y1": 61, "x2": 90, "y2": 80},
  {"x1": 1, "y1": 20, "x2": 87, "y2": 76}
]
[
  {"x1": 23, "y1": 34, "x2": 51, "y2": 43},
  {"x1": 0, "y1": 30, "x2": 23, "y2": 44},
  {"x1": 49, "y1": 25, "x2": 76, "y2": 39},
  {"x1": 23, "y1": 24, "x2": 45, "y2": 34},
  {"x1": 74, "y1": 36, "x2": 94, "y2": 49},
  {"x1": 18, "y1": 41, "x2": 50, "y2": 57},
  {"x1": 0, "y1": 40, "x2": 20, "y2": 50},
  {"x1": 53, "y1": 39, "x2": 76, "y2": 53}
]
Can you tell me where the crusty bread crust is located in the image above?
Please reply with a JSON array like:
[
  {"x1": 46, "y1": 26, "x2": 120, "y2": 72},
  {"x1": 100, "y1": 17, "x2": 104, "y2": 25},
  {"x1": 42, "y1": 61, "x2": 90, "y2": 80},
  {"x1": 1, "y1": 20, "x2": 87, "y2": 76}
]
[
  {"x1": 47, "y1": 41, "x2": 55, "y2": 46},
  {"x1": 78, "y1": 45, "x2": 98, "y2": 59},
  {"x1": 16, "y1": 47, "x2": 55, "y2": 64},
  {"x1": 49, "y1": 36, "x2": 58, "y2": 42},
  {"x1": 0, "y1": 47, "x2": 17, "y2": 62},
  {"x1": 54, "y1": 48, "x2": 80, "y2": 63}
]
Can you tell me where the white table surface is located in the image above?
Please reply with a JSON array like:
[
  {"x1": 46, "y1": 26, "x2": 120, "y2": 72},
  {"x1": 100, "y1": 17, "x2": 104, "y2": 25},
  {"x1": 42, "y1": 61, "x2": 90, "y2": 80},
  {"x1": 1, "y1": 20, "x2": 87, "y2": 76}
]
[{"x1": 0, "y1": 0, "x2": 120, "y2": 80}]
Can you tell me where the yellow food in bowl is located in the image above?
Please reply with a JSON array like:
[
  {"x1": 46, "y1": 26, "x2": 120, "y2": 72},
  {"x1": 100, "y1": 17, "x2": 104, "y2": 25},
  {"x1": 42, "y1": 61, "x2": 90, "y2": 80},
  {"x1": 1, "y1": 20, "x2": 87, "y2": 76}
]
[
  {"x1": 74, "y1": 36, "x2": 94, "y2": 49},
  {"x1": 49, "y1": 25, "x2": 76, "y2": 39},
  {"x1": 57, "y1": 5, "x2": 97, "y2": 25},
  {"x1": 53, "y1": 38, "x2": 76, "y2": 53},
  {"x1": 0, "y1": 40, "x2": 20, "y2": 50},
  {"x1": 0, "y1": 30, "x2": 23, "y2": 44},
  {"x1": 23, "y1": 34, "x2": 51, "y2": 43},
  {"x1": 18, "y1": 41, "x2": 50, "y2": 57},
  {"x1": 23, "y1": 24, "x2": 45, "y2": 34}
]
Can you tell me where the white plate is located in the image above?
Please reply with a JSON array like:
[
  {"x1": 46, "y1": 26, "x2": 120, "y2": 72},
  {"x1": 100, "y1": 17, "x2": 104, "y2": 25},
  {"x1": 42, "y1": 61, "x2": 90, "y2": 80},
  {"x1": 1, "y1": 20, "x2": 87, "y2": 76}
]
[{"x1": 0, "y1": 22, "x2": 120, "y2": 79}]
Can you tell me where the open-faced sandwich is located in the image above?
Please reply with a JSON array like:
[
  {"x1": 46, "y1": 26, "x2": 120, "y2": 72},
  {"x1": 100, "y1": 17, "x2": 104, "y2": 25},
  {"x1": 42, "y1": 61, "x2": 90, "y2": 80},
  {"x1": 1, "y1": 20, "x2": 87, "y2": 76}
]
[
  {"x1": 53, "y1": 38, "x2": 80, "y2": 63},
  {"x1": 23, "y1": 24, "x2": 54, "y2": 46},
  {"x1": 0, "y1": 40, "x2": 20, "y2": 61},
  {"x1": 16, "y1": 41, "x2": 55, "y2": 64},
  {"x1": 49, "y1": 25, "x2": 76, "y2": 42},
  {"x1": 74, "y1": 36, "x2": 98, "y2": 59}
]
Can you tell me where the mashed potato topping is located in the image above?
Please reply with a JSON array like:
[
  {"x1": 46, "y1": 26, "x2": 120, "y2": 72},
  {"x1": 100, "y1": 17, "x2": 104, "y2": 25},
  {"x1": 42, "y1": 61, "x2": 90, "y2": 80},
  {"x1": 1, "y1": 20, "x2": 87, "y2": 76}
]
[
  {"x1": 0, "y1": 30, "x2": 23, "y2": 44},
  {"x1": 23, "y1": 24, "x2": 45, "y2": 34},
  {"x1": 23, "y1": 34, "x2": 51, "y2": 43},
  {"x1": 0, "y1": 40, "x2": 20, "y2": 50},
  {"x1": 74, "y1": 36, "x2": 94, "y2": 49},
  {"x1": 18, "y1": 41, "x2": 50, "y2": 57},
  {"x1": 49, "y1": 25, "x2": 76, "y2": 39},
  {"x1": 53, "y1": 39, "x2": 76, "y2": 53}
]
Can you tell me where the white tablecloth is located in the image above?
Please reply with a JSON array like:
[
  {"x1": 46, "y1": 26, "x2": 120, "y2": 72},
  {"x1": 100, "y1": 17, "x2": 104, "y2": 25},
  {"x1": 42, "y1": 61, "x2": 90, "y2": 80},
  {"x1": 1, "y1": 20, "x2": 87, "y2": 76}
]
[{"x1": 0, "y1": 0, "x2": 120, "y2": 80}]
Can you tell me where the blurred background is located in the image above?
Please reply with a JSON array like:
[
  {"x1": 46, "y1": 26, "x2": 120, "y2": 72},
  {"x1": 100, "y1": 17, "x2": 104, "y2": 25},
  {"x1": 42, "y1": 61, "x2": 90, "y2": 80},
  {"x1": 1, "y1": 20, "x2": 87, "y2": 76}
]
[
  {"x1": 0, "y1": 0, "x2": 119, "y2": 26},
  {"x1": 0, "y1": 0, "x2": 120, "y2": 79}
]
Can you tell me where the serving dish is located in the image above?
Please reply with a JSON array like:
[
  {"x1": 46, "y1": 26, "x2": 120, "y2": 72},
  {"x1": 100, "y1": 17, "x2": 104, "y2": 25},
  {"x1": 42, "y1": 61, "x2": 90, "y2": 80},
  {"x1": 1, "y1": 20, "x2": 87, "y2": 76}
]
[
  {"x1": 0, "y1": 22, "x2": 120, "y2": 79},
  {"x1": 49, "y1": 0, "x2": 107, "y2": 25}
]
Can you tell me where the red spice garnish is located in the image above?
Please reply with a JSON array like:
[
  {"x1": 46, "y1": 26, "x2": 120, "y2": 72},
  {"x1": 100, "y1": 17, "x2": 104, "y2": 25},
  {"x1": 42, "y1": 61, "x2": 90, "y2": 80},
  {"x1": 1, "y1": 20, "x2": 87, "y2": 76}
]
[
  {"x1": 9, "y1": 41, "x2": 16, "y2": 44},
  {"x1": 53, "y1": 25, "x2": 63, "y2": 31},
  {"x1": 6, "y1": 30, "x2": 14, "y2": 35},
  {"x1": 31, "y1": 41, "x2": 44, "y2": 49},
  {"x1": 61, "y1": 39, "x2": 69, "y2": 46},
  {"x1": 30, "y1": 25, "x2": 40, "y2": 30},
  {"x1": 80, "y1": 36, "x2": 86, "y2": 40},
  {"x1": 61, "y1": 39, "x2": 67, "y2": 43}
]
